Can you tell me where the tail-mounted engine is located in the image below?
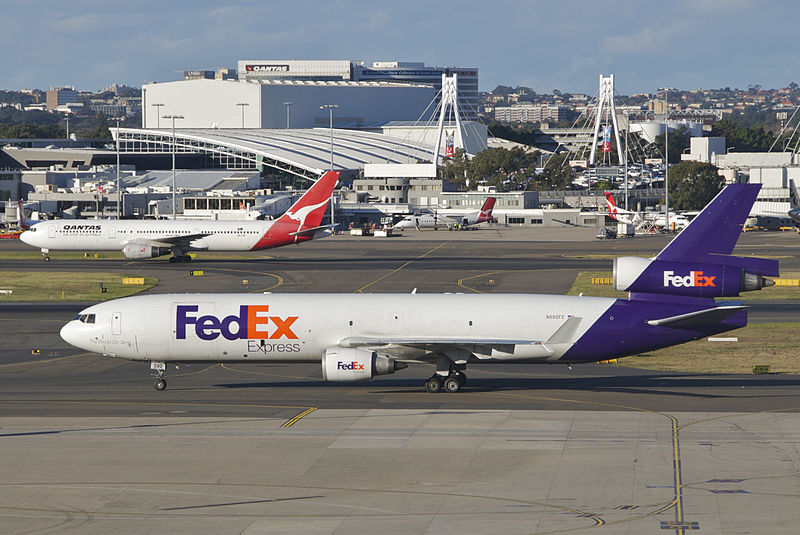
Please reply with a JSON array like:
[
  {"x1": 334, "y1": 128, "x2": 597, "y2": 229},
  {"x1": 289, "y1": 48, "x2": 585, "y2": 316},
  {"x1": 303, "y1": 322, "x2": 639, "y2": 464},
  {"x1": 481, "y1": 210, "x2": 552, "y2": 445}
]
[{"x1": 613, "y1": 256, "x2": 774, "y2": 298}]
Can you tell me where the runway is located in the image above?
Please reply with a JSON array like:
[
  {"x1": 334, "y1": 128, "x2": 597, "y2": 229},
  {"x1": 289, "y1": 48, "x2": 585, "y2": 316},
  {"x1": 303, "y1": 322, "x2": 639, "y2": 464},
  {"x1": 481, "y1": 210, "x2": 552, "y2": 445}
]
[{"x1": 1, "y1": 227, "x2": 799, "y2": 533}]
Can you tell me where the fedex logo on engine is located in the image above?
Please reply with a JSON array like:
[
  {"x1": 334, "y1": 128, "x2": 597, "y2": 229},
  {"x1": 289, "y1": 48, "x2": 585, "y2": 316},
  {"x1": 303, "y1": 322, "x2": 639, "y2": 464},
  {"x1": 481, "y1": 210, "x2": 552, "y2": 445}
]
[
  {"x1": 663, "y1": 270, "x2": 716, "y2": 288},
  {"x1": 176, "y1": 305, "x2": 298, "y2": 341},
  {"x1": 337, "y1": 361, "x2": 365, "y2": 371}
]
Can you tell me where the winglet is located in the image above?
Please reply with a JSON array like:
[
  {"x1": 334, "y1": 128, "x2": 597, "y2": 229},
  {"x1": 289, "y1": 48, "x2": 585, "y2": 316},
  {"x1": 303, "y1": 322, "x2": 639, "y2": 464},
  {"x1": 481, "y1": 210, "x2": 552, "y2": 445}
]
[{"x1": 17, "y1": 201, "x2": 32, "y2": 230}]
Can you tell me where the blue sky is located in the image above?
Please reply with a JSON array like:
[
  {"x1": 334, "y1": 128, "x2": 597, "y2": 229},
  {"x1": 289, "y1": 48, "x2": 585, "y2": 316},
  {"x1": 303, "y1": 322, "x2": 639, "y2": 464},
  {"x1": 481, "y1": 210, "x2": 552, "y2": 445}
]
[{"x1": 4, "y1": 0, "x2": 799, "y2": 95}]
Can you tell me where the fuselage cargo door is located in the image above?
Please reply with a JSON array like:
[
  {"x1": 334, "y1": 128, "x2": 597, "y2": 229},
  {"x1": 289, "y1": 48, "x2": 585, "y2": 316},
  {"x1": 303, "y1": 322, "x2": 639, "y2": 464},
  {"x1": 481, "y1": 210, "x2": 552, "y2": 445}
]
[
  {"x1": 389, "y1": 311, "x2": 404, "y2": 335},
  {"x1": 111, "y1": 312, "x2": 122, "y2": 335}
]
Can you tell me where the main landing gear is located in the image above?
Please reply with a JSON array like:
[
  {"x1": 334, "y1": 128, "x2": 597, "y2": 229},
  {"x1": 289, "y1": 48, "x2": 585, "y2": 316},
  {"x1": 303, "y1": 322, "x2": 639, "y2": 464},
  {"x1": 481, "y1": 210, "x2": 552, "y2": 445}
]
[
  {"x1": 168, "y1": 254, "x2": 192, "y2": 263},
  {"x1": 151, "y1": 361, "x2": 167, "y2": 391},
  {"x1": 425, "y1": 372, "x2": 467, "y2": 393},
  {"x1": 425, "y1": 356, "x2": 468, "y2": 393}
]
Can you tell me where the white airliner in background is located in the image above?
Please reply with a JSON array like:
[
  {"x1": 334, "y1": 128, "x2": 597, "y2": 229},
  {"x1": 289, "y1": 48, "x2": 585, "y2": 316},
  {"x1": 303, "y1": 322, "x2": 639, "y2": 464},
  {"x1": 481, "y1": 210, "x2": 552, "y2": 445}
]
[
  {"x1": 60, "y1": 185, "x2": 777, "y2": 393},
  {"x1": 605, "y1": 192, "x2": 690, "y2": 231},
  {"x1": 393, "y1": 197, "x2": 496, "y2": 230},
  {"x1": 20, "y1": 171, "x2": 339, "y2": 262}
]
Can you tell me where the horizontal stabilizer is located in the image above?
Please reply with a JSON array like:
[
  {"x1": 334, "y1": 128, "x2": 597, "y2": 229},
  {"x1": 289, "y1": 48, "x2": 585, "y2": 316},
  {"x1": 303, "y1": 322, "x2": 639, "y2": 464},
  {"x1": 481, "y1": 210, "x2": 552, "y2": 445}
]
[
  {"x1": 646, "y1": 306, "x2": 746, "y2": 328},
  {"x1": 288, "y1": 223, "x2": 338, "y2": 237}
]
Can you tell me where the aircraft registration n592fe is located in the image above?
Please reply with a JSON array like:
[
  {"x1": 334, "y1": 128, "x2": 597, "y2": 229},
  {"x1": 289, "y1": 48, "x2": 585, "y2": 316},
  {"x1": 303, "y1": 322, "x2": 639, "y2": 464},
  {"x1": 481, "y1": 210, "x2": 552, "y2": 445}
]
[
  {"x1": 20, "y1": 171, "x2": 339, "y2": 262},
  {"x1": 60, "y1": 184, "x2": 778, "y2": 392}
]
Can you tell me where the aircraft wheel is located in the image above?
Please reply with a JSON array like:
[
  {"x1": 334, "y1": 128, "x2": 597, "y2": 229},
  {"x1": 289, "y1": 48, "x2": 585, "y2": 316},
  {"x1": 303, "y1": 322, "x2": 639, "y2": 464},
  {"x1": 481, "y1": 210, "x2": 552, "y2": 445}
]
[
  {"x1": 168, "y1": 256, "x2": 178, "y2": 263},
  {"x1": 43, "y1": 256, "x2": 51, "y2": 262},
  {"x1": 154, "y1": 378, "x2": 167, "y2": 391},
  {"x1": 424, "y1": 376, "x2": 442, "y2": 393},
  {"x1": 444, "y1": 377, "x2": 461, "y2": 393},
  {"x1": 182, "y1": 255, "x2": 191, "y2": 263},
  {"x1": 456, "y1": 372, "x2": 467, "y2": 387}
]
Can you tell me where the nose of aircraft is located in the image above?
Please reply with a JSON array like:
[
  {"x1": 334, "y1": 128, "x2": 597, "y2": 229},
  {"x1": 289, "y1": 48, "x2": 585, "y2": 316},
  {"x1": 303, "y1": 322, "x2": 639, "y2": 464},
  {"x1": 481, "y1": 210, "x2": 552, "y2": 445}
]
[
  {"x1": 19, "y1": 230, "x2": 34, "y2": 246},
  {"x1": 60, "y1": 320, "x2": 83, "y2": 349},
  {"x1": 789, "y1": 209, "x2": 800, "y2": 225}
]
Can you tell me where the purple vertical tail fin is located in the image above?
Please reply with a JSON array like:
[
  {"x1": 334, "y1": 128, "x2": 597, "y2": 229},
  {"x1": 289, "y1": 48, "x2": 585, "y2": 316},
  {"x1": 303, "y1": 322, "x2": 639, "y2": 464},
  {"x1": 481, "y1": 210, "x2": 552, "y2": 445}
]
[
  {"x1": 613, "y1": 184, "x2": 778, "y2": 300},
  {"x1": 657, "y1": 184, "x2": 759, "y2": 261}
]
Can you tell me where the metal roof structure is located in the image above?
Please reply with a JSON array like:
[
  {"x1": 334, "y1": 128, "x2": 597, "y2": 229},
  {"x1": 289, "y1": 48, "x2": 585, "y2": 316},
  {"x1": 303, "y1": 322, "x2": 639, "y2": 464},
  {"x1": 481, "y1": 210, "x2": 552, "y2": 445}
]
[{"x1": 116, "y1": 128, "x2": 438, "y2": 180}]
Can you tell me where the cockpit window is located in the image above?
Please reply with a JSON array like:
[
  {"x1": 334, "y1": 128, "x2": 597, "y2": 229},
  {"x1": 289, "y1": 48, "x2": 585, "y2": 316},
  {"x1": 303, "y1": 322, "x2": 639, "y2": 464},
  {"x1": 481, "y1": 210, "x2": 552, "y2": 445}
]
[{"x1": 73, "y1": 314, "x2": 96, "y2": 324}]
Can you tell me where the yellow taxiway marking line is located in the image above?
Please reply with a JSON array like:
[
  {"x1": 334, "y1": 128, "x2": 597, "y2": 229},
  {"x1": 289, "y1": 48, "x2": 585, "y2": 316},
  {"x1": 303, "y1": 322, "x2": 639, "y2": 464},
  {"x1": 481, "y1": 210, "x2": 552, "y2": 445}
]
[
  {"x1": 353, "y1": 242, "x2": 449, "y2": 293},
  {"x1": 0, "y1": 353, "x2": 90, "y2": 369},
  {"x1": 281, "y1": 407, "x2": 317, "y2": 428},
  {"x1": 200, "y1": 268, "x2": 284, "y2": 293},
  {"x1": 457, "y1": 271, "x2": 501, "y2": 293},
  {"x1": 220, "y1": 363, "x2": 309, "y2": 381}
]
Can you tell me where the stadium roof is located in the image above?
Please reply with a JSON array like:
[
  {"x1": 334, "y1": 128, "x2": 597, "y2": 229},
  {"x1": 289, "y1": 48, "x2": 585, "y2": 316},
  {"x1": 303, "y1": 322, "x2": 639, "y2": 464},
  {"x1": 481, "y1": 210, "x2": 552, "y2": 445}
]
[{"x1": 116, "y1": 127, "x2": 438, "y2": 180}]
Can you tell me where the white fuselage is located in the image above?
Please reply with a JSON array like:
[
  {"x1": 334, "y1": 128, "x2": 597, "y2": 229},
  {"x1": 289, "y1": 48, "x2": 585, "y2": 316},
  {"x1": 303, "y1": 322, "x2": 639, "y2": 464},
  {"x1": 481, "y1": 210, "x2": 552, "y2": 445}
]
[
  {"x1": 61, "y1": 293, "x2": 616, "y2": 364},
  {"x1": 394, "y1": 209, "x2": 484, "y2": 230},
  {"x1": 20, "y1": 219, "x2": 275, "y2": 252}
]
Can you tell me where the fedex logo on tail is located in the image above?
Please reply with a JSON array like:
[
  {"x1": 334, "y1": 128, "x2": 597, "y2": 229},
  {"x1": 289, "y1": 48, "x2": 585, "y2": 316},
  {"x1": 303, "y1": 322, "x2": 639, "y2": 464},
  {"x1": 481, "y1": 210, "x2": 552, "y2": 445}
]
[
  {"x1": 663, "y1": 270, "x2": 716, "y2": 288},
  {"x1": 176, "y1": 305, "x2": 298, "y2": 341}
]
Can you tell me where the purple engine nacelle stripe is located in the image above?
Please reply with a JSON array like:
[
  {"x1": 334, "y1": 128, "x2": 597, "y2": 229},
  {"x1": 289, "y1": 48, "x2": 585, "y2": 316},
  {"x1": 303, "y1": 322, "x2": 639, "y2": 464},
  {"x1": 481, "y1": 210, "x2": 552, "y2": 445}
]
[{"x1": 561, "y1": 299, "x2": 747, "y2": 363}]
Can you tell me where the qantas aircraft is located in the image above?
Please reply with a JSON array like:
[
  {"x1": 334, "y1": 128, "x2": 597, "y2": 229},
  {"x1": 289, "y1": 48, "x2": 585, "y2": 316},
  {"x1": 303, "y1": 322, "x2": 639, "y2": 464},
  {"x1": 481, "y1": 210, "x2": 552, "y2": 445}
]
[
  {"x1": 605, "y1": 191, "x2": 690, "y2": 230},
  {"x1": 393, "y1": 197, "x2": 496, "y2": 230},
  {"x1": 20, "y1": 171, "x2": 339, "y2": 262},
  {"x1": 60, "y1": 184, "x2": 777, "y2": 392}
]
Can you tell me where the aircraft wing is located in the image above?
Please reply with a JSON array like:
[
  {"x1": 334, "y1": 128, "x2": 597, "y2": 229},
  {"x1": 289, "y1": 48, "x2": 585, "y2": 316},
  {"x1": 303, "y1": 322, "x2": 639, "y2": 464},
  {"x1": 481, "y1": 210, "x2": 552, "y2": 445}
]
[
  {"x1": 124, "y1": 233, "x2": 211, "y2": 250},
  {"x1": 341, "y1": 336, "x2": 541, "y2": 348}
]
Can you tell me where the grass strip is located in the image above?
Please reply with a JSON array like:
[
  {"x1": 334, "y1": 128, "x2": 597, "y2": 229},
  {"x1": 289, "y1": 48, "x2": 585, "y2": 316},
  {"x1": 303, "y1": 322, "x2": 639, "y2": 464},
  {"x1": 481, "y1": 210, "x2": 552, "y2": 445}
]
[{"x1": 0, "y1": 271, "x2": 157, "y2": 301}]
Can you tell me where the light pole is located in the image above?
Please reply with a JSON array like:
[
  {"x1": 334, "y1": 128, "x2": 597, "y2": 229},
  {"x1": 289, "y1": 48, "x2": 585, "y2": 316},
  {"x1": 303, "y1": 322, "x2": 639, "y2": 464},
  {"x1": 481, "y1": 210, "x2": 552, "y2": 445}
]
[
  {"x1": 283, "y1": 101, "x2": 293, "y2": 128},
  {"x1": 664, "y1": 90, "x2": 669, "y2": 231},
  {"x1": 236, "y1": 102, "x2": 249, "y2": 128},
  {"x1": 320, "y1": 104, "x2": 338, "y2": 170},
  {"x1": 116, "y1": 119, "x2": 122, "y2": 218},
  {"x1": 320, "y1": 104, "x2": 338, "y2": 229},
  {"x1": 151, "y1": 103, "x2": 164, "y2": 128},
  {"x1": 163, "y1": 114, "x2": 184, "y2": 220},
  {"x1": 65, "y1": 116, "x2": 69, "y2": 139}
]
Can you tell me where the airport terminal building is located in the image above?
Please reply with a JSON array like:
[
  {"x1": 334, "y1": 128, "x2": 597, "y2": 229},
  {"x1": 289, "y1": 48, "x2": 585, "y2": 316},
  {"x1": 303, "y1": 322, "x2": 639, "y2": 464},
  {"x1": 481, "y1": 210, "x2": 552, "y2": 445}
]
[{"x1": 142, "y1": 79, "x2": 436, "y2": 130}]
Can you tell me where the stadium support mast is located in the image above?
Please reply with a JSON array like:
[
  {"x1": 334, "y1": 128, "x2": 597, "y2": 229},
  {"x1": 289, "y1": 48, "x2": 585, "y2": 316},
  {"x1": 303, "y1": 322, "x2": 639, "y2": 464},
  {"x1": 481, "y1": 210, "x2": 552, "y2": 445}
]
[
  {"x1": 432, "y1": 73, "x2": 465, "y2": 168},
  {"x1": 589, "y1": 74, "x2": 624, "y2": 166}
]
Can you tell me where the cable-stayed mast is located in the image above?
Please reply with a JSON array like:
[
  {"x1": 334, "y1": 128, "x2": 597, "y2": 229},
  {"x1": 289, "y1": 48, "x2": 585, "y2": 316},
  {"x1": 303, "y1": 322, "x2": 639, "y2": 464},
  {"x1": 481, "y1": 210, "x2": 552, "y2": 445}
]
[{"x1": 589, "y1": 74, "x2": 624, "y2": 165}]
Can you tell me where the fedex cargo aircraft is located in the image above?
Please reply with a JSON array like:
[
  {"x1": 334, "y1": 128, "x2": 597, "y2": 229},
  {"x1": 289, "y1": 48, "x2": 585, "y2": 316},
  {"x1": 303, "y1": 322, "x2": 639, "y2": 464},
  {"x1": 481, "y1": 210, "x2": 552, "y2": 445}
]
[
  {"x1": 393, "y1": 197, "x2": 495, "y2": 230},
  {"x1": 20, "y1": 171, "x2": 339, "y2": 262},
  {"x1": 60, "y1": 184, "x2": 777, "y2": 392}
]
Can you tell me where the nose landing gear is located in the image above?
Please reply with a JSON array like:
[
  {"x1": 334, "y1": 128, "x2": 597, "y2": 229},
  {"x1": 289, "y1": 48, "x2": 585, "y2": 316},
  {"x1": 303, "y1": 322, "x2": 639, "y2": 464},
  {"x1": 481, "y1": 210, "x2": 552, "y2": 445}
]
[{"x1": 151, "y1": 361, "x2": 167, "y2": 391}]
